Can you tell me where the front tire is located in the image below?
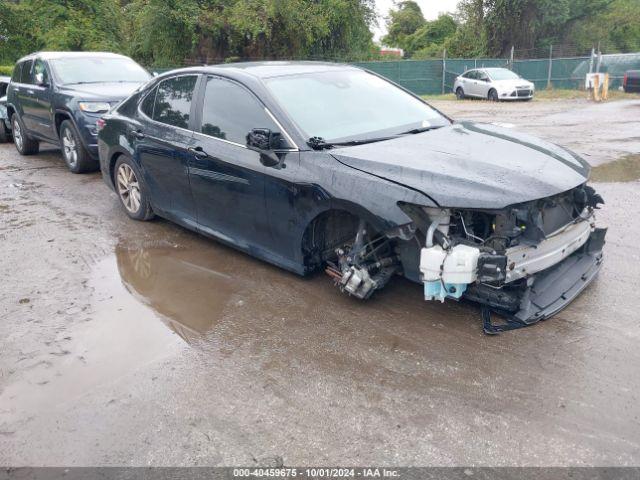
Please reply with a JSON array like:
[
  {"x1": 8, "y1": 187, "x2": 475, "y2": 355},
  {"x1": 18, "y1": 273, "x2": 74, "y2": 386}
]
[
  {"x1": 488, "y1": 89, "x2": 499, "y2": 102},
  {"x1": 114, "y1": 156, "x2": 154, "y2": 221},
  {"x1": 59, "y1": 120, "x2": 97, "y2": 173},
  {"x1": 11, "y1": 114, "x2": 39, "y2": 155},
  {"x1": 455, "y1": 87, "x2": 465, "y2": 100}
]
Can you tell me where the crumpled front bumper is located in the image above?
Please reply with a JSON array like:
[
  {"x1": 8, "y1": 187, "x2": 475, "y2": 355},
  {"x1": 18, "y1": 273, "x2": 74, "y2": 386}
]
[
  {"x1": 509, "y1": 227, "x2": 606, "y2": 323},
  {"x1": 466, "y1": 228, "x2": 607, "y2": 332}
]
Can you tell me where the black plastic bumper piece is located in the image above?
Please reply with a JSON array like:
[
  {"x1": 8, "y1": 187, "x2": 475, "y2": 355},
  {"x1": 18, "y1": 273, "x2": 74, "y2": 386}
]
[{"x1": 481, "y1": 228, "x2": 607, "y2": 334}]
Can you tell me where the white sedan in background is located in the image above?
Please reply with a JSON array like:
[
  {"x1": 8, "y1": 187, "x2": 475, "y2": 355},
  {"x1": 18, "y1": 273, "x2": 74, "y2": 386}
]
[{"x1": 453, "y1": 68, "x2": 535, "y2": 101}]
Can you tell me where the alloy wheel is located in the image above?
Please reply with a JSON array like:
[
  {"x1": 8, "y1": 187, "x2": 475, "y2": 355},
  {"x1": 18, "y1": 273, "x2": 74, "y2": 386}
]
[
  {"x1": 13, "y1": 119, "x2": 23, "y2": 151},
  {"x1": 116, "y1": 163, "x2": 142, "y2": 214},
  {"x1": 62, "y1": 128, "x2": 78, "y2": 167}
]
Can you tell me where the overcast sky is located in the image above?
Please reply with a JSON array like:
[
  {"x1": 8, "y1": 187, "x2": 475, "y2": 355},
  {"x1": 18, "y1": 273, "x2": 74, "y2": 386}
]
[{"x1": 373, "y1": 0, "x2": 461, "y2": 41}]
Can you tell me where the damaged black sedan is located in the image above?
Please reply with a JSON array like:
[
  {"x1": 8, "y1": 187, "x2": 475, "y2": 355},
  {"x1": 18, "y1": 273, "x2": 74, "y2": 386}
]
[{"x1": 98, "y1": 62, "x2": 606, "y2": 333}]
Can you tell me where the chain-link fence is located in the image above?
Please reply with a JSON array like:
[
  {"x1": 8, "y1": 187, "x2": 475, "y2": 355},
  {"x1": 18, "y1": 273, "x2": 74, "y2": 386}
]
[
  {"x1": 354, "y1": 51, "x2": 640, "y2": 95},
  {"x1": 151, "y1": 50, "x2": 640, "y2": 96}
]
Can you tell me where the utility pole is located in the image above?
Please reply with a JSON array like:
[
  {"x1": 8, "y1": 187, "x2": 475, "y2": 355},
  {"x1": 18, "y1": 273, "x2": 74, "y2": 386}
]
[
  {"x1": 510, "y1": 46, "x2": 514, "y2": 70},
  {"x1": 442, "y1": 48, "x2": 447, "y2": 95},
  {"x1": 547, "y1": 44, "x2": 553, "y2": 89}
]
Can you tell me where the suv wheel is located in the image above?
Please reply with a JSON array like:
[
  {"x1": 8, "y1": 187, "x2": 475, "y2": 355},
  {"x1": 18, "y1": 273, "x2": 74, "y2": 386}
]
[
  {"x1": 11, "y1": 114, "x2": 39, "y2": 155},
  {"x1": 114, "y1": 156, "x2": 154, "y2": 221},
  {"x1": 456, "y1": 87, "x2": 465, "y2": 100},
  {"x1": 59, "y1": 120, "x2": 97, "y2": 173}
]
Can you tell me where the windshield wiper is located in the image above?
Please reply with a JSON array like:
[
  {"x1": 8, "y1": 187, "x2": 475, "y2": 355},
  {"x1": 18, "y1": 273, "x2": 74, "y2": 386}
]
[
  {"x1": 398, "y1": 125, "x2": 443, "y2": 135},
  {"x1": 307, "y1": 135, "x2": 397, "y2": 150},
  {"x1": 308, "y1": 126, "x2": 446, "y2": 149},
  {"x1": 64, "y1": 81, "x2": 107, "y2": 85}
]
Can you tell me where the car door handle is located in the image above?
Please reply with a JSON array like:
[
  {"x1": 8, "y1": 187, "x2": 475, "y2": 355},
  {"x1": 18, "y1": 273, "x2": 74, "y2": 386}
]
[
  {"x1": 132, "y1": 130, "x2": 145, "y2": 140},
  {"x1": 188, "y1": 146, "x2": 209, "y2": 159}
]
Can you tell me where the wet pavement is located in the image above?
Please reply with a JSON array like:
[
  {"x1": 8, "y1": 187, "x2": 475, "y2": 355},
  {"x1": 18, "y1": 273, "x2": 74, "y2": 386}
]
[{"x1": 1, "y1": 99, "x2": 640, "y2": 466}]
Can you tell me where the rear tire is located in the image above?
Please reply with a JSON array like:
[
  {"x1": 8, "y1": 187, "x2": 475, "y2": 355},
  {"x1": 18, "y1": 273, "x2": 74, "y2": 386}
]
[
  {"x1": 59, "y1": 120, "x2": 97, "y2": 173},
  {"x1": 114, "y1": 156, "x2": 154, "y2": 221},
  {"x1": 11, "y1": 114, "x2": 39, "y2": 155},
  {"x1": 488, "y1": 89, "x2": 499, "y2": 102},
  {"x1": 456, "y1": 87, "x2": 465, "y2": 100},
  {"x1": 0, "y1": 121, "x2": 10, "y2": 143}
]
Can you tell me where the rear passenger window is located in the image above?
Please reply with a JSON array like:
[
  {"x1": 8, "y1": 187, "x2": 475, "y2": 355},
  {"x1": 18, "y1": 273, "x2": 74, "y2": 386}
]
[
  {"x1": 21, "y1": 60, "x2": 34, "y2": 84},
  {"x1": 199, "y1": 76, "x2": 279, "y2": 145},
  {"x1": 11, "y1": 63, "x2": 23, "y2": 83},
  {"x1": 140, "y1": 86, "x2": 157, "y2": 118},
  {"x1": 152, "y1": 75, "x2": 198, "y2": 129}
]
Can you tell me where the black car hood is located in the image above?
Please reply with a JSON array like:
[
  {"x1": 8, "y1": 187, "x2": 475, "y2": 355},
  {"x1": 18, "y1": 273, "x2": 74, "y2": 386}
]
[
  {"x1": 58, "y1": 82, "x2": 145, "y2": 101},
  {"x1": 330, "y1": 122, "x2": 591, "y2": 209}
]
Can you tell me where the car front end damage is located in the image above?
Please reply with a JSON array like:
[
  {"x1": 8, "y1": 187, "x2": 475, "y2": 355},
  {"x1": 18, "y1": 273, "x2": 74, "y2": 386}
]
[{"x1": 326, "y1": 184, "x2": 606, "y2": 334}]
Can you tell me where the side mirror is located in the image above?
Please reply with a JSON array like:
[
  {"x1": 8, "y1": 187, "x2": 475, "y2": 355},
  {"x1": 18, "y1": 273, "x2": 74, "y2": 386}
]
[
  {"x1": 35, "y1": 73, "x2": 47, "y2": 86},
  {"x1": 246, "y1": 128, "x2": 286, "y2": 169},
  {"x1": 247, "y1": 128, "x2": 281, "y2": 151}
]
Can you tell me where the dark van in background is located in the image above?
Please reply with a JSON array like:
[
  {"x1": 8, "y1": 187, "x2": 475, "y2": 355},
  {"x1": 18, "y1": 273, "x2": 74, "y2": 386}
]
[
  {"x1": 6, "y1": 52, "x2": 151, "y2": 172},
  {"x1": 623, "y1": 70, "x2": 640, "y2": 93}
]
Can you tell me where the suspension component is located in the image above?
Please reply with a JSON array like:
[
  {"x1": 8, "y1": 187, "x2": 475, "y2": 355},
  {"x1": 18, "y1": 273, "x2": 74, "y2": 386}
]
[{"x1": 326, "y1": 220, "x2": 400, "y2": 300}]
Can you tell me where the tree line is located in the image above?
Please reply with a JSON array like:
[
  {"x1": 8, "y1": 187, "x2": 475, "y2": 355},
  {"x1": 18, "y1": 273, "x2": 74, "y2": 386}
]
[
  {"x1": 0, "y1": 0, "x2": 377, "y2": 65},
  {"x1": 383, "y1": 0, "x2": 640, "y2": 59},
  {"x1": 1, "y1": 0, "x2": 639, "y2": 66}
]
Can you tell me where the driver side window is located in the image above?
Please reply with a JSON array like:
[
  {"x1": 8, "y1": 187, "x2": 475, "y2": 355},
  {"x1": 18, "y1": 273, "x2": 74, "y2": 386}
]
[
  {"x1": 199, "y1": 76, "x2": 287, "y2": 148},
  {"x1": 33, "y1": 59, "x2": 49, "y2": 85}
]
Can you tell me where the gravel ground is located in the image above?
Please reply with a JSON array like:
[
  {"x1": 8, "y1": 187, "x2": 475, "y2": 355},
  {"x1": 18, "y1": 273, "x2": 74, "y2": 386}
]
[{"x1": 1, "y1": 98, "x2": 639, "y2": 467}]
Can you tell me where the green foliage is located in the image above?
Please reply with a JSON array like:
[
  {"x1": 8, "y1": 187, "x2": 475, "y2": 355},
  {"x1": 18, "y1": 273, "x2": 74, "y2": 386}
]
[
  {"x1": 0, "y1": 0, "x2": 375, "y2": 66},
  {"x1": 570, "y1": 0, "x2": 640, "y2": 53},
  {"x1": 383, "y1": 0, "x2": 636, "y2": 59},
  {"x1": 482, "y1": 0, "x2": 614, "y2": 55},
  {"x1": 126, "y1": 0, "x2": 200, "y2": 66},
  {"x1": 406, "y1": 14, "x2": 457, "y2": 57},
  {"x1": 382, "y1": 1, "x2": 425, "y2": 51},
  {"x1": 444, "y1": 0, "x2": 488, "y2": 57},
  {"x1": 0, "y1": 65, "x2": 14, "y2": 75},
  {"x1": 0, "y1": 0, "x2": 638, "y2": 67}
]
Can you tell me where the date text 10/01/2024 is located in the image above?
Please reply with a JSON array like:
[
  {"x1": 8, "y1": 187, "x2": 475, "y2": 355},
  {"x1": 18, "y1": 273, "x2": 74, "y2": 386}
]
[{"x1": 232, "y1": 468, "x2": 400, "y2": 478}]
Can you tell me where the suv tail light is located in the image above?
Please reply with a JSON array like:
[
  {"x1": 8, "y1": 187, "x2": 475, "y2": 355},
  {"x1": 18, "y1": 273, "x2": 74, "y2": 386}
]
[{"x1": 96, "y1": 118, "x2": 106, "y2": 132}]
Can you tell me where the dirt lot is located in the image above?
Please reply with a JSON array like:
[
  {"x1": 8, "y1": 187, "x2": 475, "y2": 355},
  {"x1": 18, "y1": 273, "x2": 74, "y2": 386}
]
[{"x1": 1, "y1": 99, "x2": 639, "y2": 467}]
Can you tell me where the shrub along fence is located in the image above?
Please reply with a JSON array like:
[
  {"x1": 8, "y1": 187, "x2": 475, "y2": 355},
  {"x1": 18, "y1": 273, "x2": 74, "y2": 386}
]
[{"x1": 354, "y1": 51, "x2": 640, "y2": 96}]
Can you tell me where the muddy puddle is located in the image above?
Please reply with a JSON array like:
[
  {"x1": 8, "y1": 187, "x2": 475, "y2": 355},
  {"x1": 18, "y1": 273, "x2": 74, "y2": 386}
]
[
  {"x1": 1, "y1": 234, "x2": 486, "y2": 419},
  {"x1": 590, "y1": 154, "x2": 640, "y2": 182}
]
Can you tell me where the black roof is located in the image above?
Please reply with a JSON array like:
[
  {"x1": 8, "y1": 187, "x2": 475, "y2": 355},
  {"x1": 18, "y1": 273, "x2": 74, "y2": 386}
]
[{"x1": 159, "y1": 61, "x2": 359, "y2": 80}]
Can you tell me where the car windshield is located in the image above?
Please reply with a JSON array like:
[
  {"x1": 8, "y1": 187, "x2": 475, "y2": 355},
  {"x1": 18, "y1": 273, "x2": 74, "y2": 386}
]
[
  {"x1": 49, "y1": 57, "x2": 151, "y2": 85},
  {"x1": 264, "y1": 69, "x2": 450, "y2": 142},
  {"x1": 487, "y1": 69, "x2": 521, "y2": 81}
]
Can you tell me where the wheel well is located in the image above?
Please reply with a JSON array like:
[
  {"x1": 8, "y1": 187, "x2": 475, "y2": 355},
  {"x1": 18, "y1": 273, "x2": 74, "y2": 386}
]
[
  {"x1": 301, "y1": 209, "x2": 375, "y2": 272},
  {"x1": 54, "y1": 112, "x2": 72, "y2": 137},
  {"x1": 109, "y1": 152, "x2": 124, "y2": 186}
]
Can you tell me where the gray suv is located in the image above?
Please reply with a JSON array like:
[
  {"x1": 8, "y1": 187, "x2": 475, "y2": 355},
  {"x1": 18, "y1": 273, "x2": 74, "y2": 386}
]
[{"x1": 6, "y1": 51, "x2": 151, "y2": 172}]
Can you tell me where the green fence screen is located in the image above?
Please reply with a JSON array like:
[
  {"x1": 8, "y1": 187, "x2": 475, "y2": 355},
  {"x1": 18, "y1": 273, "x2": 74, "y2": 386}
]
[{"x1": 354, "y1": 53, "x2": 640, "y2": 95}]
